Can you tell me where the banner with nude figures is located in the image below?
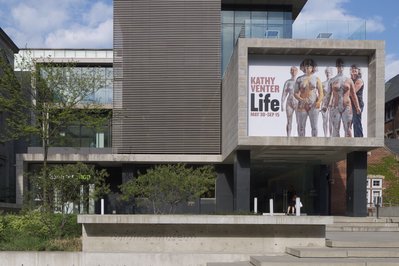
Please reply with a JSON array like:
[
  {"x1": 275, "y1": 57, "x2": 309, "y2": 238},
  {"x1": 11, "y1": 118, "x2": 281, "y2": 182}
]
[{"x1": 248, "y1": 55, "x2": 368, "y2": 138}]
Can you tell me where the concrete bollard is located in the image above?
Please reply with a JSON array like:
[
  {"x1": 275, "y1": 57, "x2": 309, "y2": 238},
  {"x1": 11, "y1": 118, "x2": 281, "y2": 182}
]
[
  {"x1": 269, "y1": 198, "x2": 274, "y2": 216},
  {"x1": 101, "y1": 198, "x2": 105, "y2": 215},
  {"x1": 295, "y1": 197, "x2": 301, "y2": 216},
  {"x1": 254, "y1": 197, "x2": 258, "y2": 214}
]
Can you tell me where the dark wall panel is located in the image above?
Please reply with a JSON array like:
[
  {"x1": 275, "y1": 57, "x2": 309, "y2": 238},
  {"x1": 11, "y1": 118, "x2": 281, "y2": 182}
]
[{"x1": 114, "y1": 0, "x2": 221, "y2": 154}]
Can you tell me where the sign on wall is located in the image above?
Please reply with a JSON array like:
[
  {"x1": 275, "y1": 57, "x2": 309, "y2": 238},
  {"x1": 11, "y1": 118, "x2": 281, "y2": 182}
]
[{"x1": 248, "y1": 55, "x2": 368, "y2": 138}]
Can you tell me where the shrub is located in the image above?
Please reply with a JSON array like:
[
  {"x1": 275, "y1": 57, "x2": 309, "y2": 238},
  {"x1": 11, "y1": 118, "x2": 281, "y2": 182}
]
[
  {"x1": 0, "y1": 211, "x2": 81, "y2": 251},
  {"x1": 120, "y1": 163, "x2": 216, "y2": 214}
]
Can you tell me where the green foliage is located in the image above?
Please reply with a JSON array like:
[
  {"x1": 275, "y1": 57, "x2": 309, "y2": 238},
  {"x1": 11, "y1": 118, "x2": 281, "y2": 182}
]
[
  {"x1": 1, "y1": 50, "x2": 110, "y2": 210},
  {"x1": 0, "y1": 211, "x2": 81, "y2": 251},
  {"x1": 0, "y1": 52, "x2": 35, "y2": 143},
  {"x1": 120, "y1": 163, "x2": 216, "y2": 214},
  {"x1": 368, "y1": 155, "x2": 399, "y2": 205},
  {"x1": 28, "y1": 162, "x2": 110, "y2": 214}
]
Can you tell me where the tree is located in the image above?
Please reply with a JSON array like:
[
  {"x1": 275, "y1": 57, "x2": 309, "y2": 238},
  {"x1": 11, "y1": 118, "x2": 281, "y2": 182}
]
[
  {"x1": 0, "y1": 50, "x2": 110, "y2": 210},
  {"x1": 0, "y1": 50, "x2": 34, "y2": 143},
  {"x1": 368, "y1": 155, "x2": 399, "y2": 206},
  {"x1": 119, "y1": 163, "x2": 216, "y2": 214},
  {"x1": 29, "y1": 162, "x2": 110, "y2": 214}
]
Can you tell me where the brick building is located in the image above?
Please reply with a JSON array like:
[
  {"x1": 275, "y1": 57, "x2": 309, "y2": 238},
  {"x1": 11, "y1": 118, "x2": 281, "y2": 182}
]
[{"x1": 331, "y1": 74, "x2": 399, "y2": 215}]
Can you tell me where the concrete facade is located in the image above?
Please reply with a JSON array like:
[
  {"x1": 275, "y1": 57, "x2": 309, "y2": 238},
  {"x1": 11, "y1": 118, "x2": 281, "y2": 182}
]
[
  {"x1": 220, "y1": 38, "x2": 385, "y2": 216},
  {"x1": 7, "y1": 1, "x2": 386, "y2": 217},
  {"x1": 222, "y1": 38, "x2": 385, "y2": 164}
]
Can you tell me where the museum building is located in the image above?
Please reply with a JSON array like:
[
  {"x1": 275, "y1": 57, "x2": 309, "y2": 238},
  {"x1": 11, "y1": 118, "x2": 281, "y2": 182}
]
[{"x1": 12, "y1": 0, "x2": 384, "y2": 216}]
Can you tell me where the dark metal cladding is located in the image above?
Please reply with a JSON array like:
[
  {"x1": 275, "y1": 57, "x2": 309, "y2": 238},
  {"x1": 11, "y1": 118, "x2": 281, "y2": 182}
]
[{"x1": 113, "y1": 0, "x2": 221, "y2": 154}]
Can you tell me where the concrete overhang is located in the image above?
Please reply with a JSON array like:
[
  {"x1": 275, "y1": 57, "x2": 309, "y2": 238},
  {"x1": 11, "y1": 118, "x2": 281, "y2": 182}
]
[
  {"x1": 223, "y1": 137, "x2": 383, "y2": 165},
  {"x1": 22, "y1": 148, "x2": 223, "y2": 166},
  {"x1": 221, "y1": 0, "x2": 307, "y2": 19},
  {"x1": 35, "y1": 57, "x2": 113, "y2": 65},
  {"x1": 222, "y1": 38, "x2": 385, "y2": 165}
]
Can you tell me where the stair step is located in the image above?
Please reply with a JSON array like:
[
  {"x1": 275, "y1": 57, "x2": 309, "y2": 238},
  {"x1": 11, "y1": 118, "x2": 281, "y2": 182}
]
[
  {"x1": 326, "y1": 239, "x2": 399, "y2": 248},
  {"x1": 327, "y1": 226, "x2": 399, "y2": 232},
  {"x1": 286, "y1": 247, "x2": 347, "y2": 258},
  {"x1": 329, "y1": 223, "x2": 399, "y2": 227},
  {"x1": 286, "y1": 247, "x2": 399, "y2": 258},
  {"x1": 250, "y1": 255, "x2": 399, "y2": 266},
  {"x1": 207, "y1": 262, "x2": 253, "y2": 266},
  {"x1": 332, "y1": 217, "x2": 393, "y2": 223}
]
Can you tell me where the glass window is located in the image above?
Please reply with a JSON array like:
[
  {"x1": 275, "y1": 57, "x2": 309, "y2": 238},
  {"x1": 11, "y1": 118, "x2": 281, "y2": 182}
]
[
  {"x1": 234, "y1": 11, "x2": 250, "y2": 40},
  {"x1": 65, "y1": 50, "x2": 76, "y2": 57},
  {"x1": 372, "y1": 190, "x2": 382, "y2": 206},
  {"x1": 222, "y1": 11, "x2": 234, "y2": 23},
  {"x1": 33, "y1": 50, "x2": 45, "y2": 58},
  {"x1": 221, "y1": 10, "x2": 292, "y2": 74},
  {"x1": 222, "y1": 23, "x2": 234, "y2": 74},
  {"x1": 44, "y1": 50, "x2": 55, "y2": 58},
  {"x1": 106, "y1": 50, "x2": 113, "y2": 58},
  {"x1": 75, "y1": 50, "x2": 86, "y2": 57},
  {"x1": 54, "y1": 50, "x2": 66, "y2": 58},
  {"x1": 372, "y1": 179, "x2": 382, "y2": 188},
  {"x1": 86, "y1": 50, "x2": 96, "y2": 58},
  {"x1": 96, "y1": 50, "x2": 107, "y2": 58},
  {"x1": 251, "y1": 12, "x2": 267, "y2": 20},
  {"x1": 267, "y1": 12, "x2": 284, "y2": 24},
  {"x1": 50, "y1": 114, "x2": 111, "y2": 148}
]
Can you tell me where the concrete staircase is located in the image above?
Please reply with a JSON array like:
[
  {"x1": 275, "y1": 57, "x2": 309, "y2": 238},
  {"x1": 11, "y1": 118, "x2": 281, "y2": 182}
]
[
  {"x1": 326, "y1": 216, "x2": 399, "y2": 232},
  {"x1": 208, "y1": 217, "x2": 399, "y2": 266}
]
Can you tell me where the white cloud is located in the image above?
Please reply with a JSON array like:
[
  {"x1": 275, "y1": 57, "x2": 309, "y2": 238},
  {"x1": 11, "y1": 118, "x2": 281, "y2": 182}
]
[
  {"x1": 11, "y1": 3, "x2": 69, "y2": 34},
  {"x1": 294, "y1": 0, "x2": 385, "y2": 39},
  {"x1": 3, "y1": 1, "x2": 112, "y2": 49},
  {"x1": 84, "y1": 2, "x2": 113, "y2": 27},
  {"x1": 45, "y1": 19, "x2": 113, "y2": 48},
  {"x1": 366, "y1": 16, "x2": 385, "y2": 33},
  {"x1": 385, "y1": 54, "x2": 399, "y2": 81}
]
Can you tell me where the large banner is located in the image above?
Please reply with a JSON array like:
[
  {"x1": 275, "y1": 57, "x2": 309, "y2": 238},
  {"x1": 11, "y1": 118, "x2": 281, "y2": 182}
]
[{"x1": 248, "y1": 55, "x2": 368, "y2": 138}]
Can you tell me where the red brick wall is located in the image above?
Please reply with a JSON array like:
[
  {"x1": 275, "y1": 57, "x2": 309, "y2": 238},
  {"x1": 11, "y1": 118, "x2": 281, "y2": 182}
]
[
  {"x1": 330, "y1": 148, "x2": 393, "y2": 215},
  {"x1": 330, "y1": 160, "x2": 347, "y2": 215}
]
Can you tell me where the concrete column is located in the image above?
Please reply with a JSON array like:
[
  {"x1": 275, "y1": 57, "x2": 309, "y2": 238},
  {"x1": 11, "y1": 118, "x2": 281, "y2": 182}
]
[
  {"x1": 315, "y1": 165, "x2": 329, "y2": 215},
  {"x1": 234, "y1": 150, "x2": 250, "y2": 212},
  {"x1": 215, "y1": 165, "x2": 234, "y2": 213},
  {"x1": 346, "y1": 151, "x2": 367, "y2": 217},
  {"x1": 15, "y1": 154, "x2": 26, "y2": 206}
]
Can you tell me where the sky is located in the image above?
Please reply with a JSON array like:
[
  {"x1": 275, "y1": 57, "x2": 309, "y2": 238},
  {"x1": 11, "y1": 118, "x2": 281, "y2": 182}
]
[{"x1": 0, "y1": 0, "x2": 398, "y2": 81}]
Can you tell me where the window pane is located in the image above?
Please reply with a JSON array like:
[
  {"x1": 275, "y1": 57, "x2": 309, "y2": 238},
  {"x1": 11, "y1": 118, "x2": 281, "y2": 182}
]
[{"x1": 222, "y1": 11, "x2": 234, "y2": 24}]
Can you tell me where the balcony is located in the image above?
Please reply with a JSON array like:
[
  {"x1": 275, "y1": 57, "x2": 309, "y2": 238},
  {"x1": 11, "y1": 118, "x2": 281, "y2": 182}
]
[
  {"x1": 238, "y1": 19, "x2": 366, "y2": 40},
  {"x1": 222, "y1": 19, "x2": 367, "y2": 74}
]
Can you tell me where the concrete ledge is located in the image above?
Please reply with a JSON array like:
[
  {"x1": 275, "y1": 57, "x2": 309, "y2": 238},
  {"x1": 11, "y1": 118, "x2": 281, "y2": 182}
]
[
  {"x1": 78, "y1": 214, "x2": 333, "y2": 225},
  {"x1": 78, "y1": 215, "x2": 332, "y2": 253},
  {"x1": 0, "y1": 252, "x2": 258, "y2": 266}
]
